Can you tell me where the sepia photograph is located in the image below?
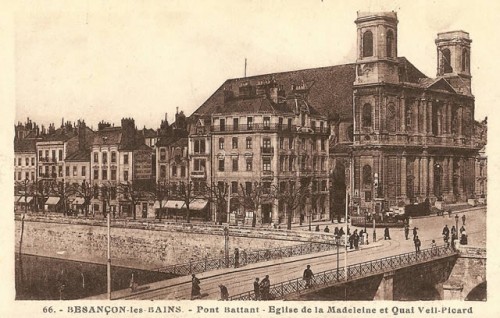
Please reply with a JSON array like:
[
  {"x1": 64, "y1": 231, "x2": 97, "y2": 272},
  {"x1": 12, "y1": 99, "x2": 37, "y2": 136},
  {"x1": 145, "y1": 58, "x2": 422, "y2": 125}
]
[{"x1": 3, "y1": 0, "x2": 499, "y2": 317}]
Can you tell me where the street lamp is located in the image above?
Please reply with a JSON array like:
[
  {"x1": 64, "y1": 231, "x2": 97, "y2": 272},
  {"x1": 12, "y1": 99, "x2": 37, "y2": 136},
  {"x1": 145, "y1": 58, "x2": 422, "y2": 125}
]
[
  {"x1": 223, "y1": 226, "x2": 229, "y2": 268},
  {"x1": 364, "y1": 210, "x2": 368, "y2": 233},
  {"x1": 335, "y1": 235, "x2": 340, "y2": 276},
  {"x1": 373, "y1": 173, "x2": 379, "y2": 242}
]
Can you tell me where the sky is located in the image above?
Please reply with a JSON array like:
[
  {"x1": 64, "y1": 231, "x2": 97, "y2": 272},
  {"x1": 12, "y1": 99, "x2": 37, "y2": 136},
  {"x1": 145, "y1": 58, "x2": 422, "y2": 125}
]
[{"x1": 14, "y1": 0, "x2": 498, "y2": 130}]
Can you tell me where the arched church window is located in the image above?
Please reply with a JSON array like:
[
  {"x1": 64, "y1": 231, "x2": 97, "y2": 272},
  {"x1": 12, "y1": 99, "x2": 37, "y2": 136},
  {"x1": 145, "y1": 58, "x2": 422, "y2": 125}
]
[
  {"x1": 363, "y1": 31, "x2": 373, "y2": 57},
  {"x1": 362, "y1": 165, "x2": 372, "y2": 188},
  {"x1": 362, "y1": 103, "x2": 372, "y2": 128},
  {"x1": 442, "y1": 48, "x2": 453, "y2": 73},
  {"x1": 386, "y1": 30, "x2": 394, "y2": 57},
  {"x1": 462, "y1": 49, "x2": 469, "y2": 72},
  {"x1": 387, "y1": 103, "x2": 396, "y2": 132}
]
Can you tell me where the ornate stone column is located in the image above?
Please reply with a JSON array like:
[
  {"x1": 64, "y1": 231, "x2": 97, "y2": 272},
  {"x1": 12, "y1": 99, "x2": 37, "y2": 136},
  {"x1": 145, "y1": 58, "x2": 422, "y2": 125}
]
[
  {"x1": 400, "y1": 97, "x2": 406, "y2": 132},
  {"x1": 422, "y1": 154, "x2": 428, "y2": 197},
  {"x1": 401, "y1": 154, "x2": 407, "y2": 198},
  {"x1": 422, "y1": 99, "x2": 427, "y2": 135},
  {"x1": 428, "y1": 157, "x2": 434, "y2": 196}
]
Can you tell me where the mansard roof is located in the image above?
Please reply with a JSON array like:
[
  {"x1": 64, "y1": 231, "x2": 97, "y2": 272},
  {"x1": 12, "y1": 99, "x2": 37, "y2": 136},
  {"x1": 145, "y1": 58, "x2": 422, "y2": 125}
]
[
  {"x1": 14, "y1": 139, "x2": 37, "y2": 153},
  {"x1": 193, "y1": 63, "x2": 356, "y2": 120}
]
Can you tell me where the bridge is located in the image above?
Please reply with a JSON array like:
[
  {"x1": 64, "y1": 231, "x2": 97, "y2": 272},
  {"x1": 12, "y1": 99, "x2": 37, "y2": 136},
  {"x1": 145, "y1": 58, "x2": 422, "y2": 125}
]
[
  {"x1": 87, "y1": 207, "x2": 485, "y2": 301},
  {"x1": 229, "y1": 246, "x2": 457, "y2": 301}
]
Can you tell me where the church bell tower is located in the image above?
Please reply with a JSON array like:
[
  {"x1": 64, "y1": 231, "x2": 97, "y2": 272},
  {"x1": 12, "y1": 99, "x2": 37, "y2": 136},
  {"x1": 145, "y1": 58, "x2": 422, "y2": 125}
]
[{"x1": 354, "y1": 11, "x2": 399, "y2": 85}]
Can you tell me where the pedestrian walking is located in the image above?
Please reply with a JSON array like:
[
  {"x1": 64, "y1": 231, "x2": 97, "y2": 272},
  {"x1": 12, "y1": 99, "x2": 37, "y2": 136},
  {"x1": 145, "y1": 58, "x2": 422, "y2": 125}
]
[
  {"x1": 253, "y1": 278, "x2": 260, "y2": 300},
  {"x1": 404, "y1": 224, "x2": 409, "y2": 240},
  {"x1": 324, "y1": 226, "x2": 330, "y2": 233},
  {"x1": 462, "y1": 214, "x2": 466, "y2": 226},
  {"x1": 315, "y1": 225, "x2": 320, "y2": 232},
  {"x1": 412, "y1": 227, "x2": 418, "y2": 241},
  {"x1": 191, "y1": 274, "x2": 201, "y2": 300},
  {"x1": 349, "y1": 234, "x2": 354, "y2": 249},
  {"x1": 460, "y1": 230, "x2": 468, "y2": 245},
  {"x1": 442, "y1": 225, "x2": 450, "y2": 246},
  {"x1": 353, "y1": 230, "x2": 359, "y2": 249},
  {"x1": 219, "y1": 284, "x2": 229, "y2": 300},
  {"x1": 303, "y1": 265, "x2": 314, "y2": 288},
  {"x1": 414, "y1": 236, "x2": 421, "y2": 253},
  {"x1": 334, "y1": 227, "x2": 339, "y2": 236},
  {"x1": 259, "y1": 275, "x2": 270, "y2": 300},
  {"x1": 339, "y1": 227, "x2": 345, "y2": 237},
  {"x1": 234, "y1": 248, "x2": 240, "y2": 268},
  {"x1": 460, "y1": 225, "x2": 466, "y2": 236},
  {"x1": 384, "y1": 227, "x2": 391, "y2": 240},
  {"x1": 451, "y1": 225, "x2": 457, "y2": 238}
]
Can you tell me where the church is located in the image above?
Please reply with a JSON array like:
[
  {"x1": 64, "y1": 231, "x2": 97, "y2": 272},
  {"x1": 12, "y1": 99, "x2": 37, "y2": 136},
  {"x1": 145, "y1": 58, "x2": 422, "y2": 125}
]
[{"x1": 191, "y1": 11, "x2": 485, "y2": 223}]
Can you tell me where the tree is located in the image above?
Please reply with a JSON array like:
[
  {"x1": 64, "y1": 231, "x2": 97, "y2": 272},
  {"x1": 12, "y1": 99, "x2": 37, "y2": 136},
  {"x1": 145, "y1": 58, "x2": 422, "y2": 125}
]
[
  {"x1": 72, "y1": 181, "x2": 93, "y2": 217},
  {"x1": 203, "y1": 182, "x2": 229, "y2": 225},
  {"x1": 36, "y1": 179, "x2": 55, "y2": 213},
  {"x1": 171, "y1": 181, "x2": 198, "y2": 223},
  {"x1": 146, "y1": 181, "x2": 169, "y2": 221},
  {"x1": 117, "y1": 181, "x2": 143, "y2": 220},
  {"x1": 50, "y1": 179, "x2": 76, "y2": 216},
  {"x1": 235, "y1": 181, "x2": 275, "y2": 227},
  {"x1": 277, "y1": 177, "x2": 312, "y2": 230}
]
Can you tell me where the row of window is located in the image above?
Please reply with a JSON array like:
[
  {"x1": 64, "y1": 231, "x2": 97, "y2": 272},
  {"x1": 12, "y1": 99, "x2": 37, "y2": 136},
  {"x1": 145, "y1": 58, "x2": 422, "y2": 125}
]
[
  {"x1": 15, "y1": 157, "x2": 35, "y2": 166},
  {"x1": 93, "y1": 151, "x2": 128, "y2": 164},
  {"x1": 65, "y1": 165, "x2": 86, "y2": 177},
  {"x1": 37, "y1": 149, "x2": 63, "y2": 162},
  {"x1": 218, "y1": 157, "x2": 261, "y2": 172},
  {"x1": 93, "y1": 169, "x2": 128, "y2": 181},
  {"x1": 14, "y1": 171, "x2": 35, "y2": 181},
  {"x1": 278, "y1": 155, "x2": 327, "y2": 172},
  {"x1": 214, "y1": 116, "x2": 325, "y2": 131},
  {"x1": 159, "y1": 165, "x2": 187, "y2": 178}
]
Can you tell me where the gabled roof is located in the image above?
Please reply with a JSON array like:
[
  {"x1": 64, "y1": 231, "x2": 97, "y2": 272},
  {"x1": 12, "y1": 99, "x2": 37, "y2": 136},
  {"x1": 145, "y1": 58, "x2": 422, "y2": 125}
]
[
  {"x1": 39, "y1": 128, "x2": 78, "y2": 142},
  {"x1": 92, "y1": 127, "x2": 122, "y2": 146},
  {"x1": 418, "y1": 77, "x2": 457, "y2": 93},
  {"x1": 14, "y1": 139, "x2": 37, "y2": 153},
  {"x1": 193, "y1": 63, "x2": 356, "y2": 120},
  {"x1": 65, "y1": 149, "x2": 90, "y2": 162},
  {"x1": 156, "y1": 136, "x2": 182, "y2": 147}
]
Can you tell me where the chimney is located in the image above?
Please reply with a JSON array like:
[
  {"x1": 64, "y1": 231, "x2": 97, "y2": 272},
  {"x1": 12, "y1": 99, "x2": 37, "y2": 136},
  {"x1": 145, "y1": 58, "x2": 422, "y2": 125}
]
[
  {"x1": 121, "y1": 118, "x2": 136, "y2": 148},
  {"x1": 78, "y1": 120, "x2": 87, "y2": 151},
  {"x1": 268, "y1": 78, "x2": 278, "y2": 103}
]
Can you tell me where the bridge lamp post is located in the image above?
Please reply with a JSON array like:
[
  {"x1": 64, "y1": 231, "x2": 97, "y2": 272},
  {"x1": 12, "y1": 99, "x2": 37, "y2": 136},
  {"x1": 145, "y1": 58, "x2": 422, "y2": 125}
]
[
  {"x1": 335, "y1": 235, "x2": 340, "y2": 275},
  {"x1": 455, "y1": 214, "x2": 459, "y2": 233}
]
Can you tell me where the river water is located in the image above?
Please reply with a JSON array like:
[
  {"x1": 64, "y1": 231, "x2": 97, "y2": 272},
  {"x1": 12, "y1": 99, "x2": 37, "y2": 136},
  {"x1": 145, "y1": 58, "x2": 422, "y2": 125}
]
[{"x1": 15, "y1": 254, "x2": 176, "y2": 300}]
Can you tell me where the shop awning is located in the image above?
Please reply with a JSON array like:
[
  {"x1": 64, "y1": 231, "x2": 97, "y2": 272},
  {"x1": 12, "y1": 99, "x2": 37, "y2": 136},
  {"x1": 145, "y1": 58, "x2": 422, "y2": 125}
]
[
  {"x1": 45, "y1": 196, "x2": 60, "y2": 205},
  {"x1": 72, "y1": 197, "x2": 85, "y2": 205},
  {"x1": 18, "y1": 196, "x2": 33, "y2": 203},
  {"x1": 165, "y1": 200, "x2": 185, "y2": 209},
  {"x1": 188, "y1": 199, "x2": 208, "y2": 210}
]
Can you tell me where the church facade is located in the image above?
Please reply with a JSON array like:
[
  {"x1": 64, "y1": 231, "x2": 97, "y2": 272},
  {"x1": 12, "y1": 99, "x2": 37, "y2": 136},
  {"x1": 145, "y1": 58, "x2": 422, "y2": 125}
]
[{"x1": 351, "y1": 12, "x2": 481, "y2": 213}]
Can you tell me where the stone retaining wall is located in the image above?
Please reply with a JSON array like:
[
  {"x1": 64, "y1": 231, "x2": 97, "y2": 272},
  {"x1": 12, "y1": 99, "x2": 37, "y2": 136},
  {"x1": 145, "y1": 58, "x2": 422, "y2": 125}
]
[{"x1": 15, "y1": 216, "x2": 336, "y2": 270}]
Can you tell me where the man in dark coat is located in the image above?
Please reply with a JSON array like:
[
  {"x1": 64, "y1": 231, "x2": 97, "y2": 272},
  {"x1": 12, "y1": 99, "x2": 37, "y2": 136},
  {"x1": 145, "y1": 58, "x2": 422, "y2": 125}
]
[
  {"x1": 384, "y1": 227, "x2": 391, "y2": 240},
  {"x1": 253, "y1": 278, "x2": 260, "y2": 300},
  {"x1": 259, "y1": 275, "x2": 270, "y2": 300},
  {"x1": 413, "y1": 227, "x2": 418, "y2": 241},
  {"x1": 462, "y1": 214, "x2": 466, "y2": 226},
  {"x1": 324, "y1": 226, "x2": 330, "y2": 233},
  {"x1": 234, "y1": 248, "x2": 240, "y2": 268},
  {"x1": 442, "y1": 225, "x2": 450, "y2": 245},
  {"x1": 414, "y1": 236, "x2": 421, "y2": 253},
  {"x1": 404, "y1": 224, "x2": 409, "y2": 240},
  {"x1": 191, "y1": 274, "x2": 201, "y2": 300},
  {"x1": 303, "y1": 265, "x2": 314, "y2": 288}
]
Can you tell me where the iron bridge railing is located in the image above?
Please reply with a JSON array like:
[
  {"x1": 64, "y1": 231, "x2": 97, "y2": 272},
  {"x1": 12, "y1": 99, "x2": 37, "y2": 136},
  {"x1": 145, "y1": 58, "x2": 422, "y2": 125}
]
[
  {"x1": 154, "y1": 241, "x2": 340, "y2": 276},
  {"x1": 229, "y1": 245, "x2": 457, "y2": 300}
]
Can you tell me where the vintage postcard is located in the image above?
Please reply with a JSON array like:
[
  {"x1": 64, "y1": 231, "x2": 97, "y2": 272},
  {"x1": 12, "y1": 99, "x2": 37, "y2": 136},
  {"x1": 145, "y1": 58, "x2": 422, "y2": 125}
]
[{"x1": 1, "y1": 0, "x2": 499, "y2": 317}]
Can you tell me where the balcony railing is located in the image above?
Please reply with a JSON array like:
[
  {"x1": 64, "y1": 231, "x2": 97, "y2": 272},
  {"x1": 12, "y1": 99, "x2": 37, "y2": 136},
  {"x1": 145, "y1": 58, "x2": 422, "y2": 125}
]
[
  {"x1": 212, "y1": 124, "x2": 297, "y2": 133},
  {"x1": 190, "y1": 171, "x2": 206, "y2": 178},
  {"x1": 261, "y1": 147, "x2": 274, "y2": 155}
]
